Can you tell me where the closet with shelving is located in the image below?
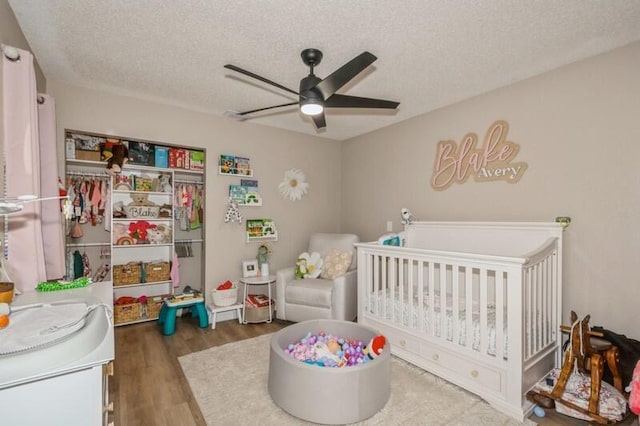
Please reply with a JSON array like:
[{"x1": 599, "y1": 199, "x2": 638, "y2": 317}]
[{"x1": 64, "y1": 129, "x2": 206, "y2": 326}]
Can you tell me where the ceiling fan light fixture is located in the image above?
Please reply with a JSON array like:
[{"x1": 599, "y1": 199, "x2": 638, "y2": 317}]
[{"x1": 300, "y1": 99, "x2": 324, "y2": 116}]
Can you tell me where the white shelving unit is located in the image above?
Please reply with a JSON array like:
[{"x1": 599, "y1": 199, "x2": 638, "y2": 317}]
[{"x1": 111, "y1": 167, "x2": 175, "y2": 325}]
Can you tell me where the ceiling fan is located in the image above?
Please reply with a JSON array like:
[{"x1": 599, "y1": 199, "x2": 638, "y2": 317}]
[{"x1": 224, "y1": 48, "x2": 400, "y2": 130}]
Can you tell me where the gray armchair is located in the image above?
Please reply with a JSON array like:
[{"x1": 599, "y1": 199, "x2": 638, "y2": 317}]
[{"x1": 275, "y1": 233, "x2": 359, "y2": 322}]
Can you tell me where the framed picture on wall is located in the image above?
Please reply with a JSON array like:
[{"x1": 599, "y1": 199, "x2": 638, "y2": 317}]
[{"x1": 242, "y1": 260, "x2": 259, "y2": 278}]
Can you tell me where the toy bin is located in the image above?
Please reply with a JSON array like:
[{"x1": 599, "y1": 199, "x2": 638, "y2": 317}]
[
  {"x1": 113, "y1": 262, "x2": 142, "y2": 286},
  {"x1": 211, "y1": 283, "x2": 238, "y2": 307},
  {"x1": 114, "y1": 301, "x2": 142, "y2": 324},
  {"x1": 145, "y1": 295, "x2": 168, "y2": 319},
  {"x1": 145, "y1": 261, "x2": 171, "y2": 283}
]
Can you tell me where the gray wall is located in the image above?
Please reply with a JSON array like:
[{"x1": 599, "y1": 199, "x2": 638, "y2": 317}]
[{"x1": 342, "y1": 42, "x2": 640, "y2": 338}]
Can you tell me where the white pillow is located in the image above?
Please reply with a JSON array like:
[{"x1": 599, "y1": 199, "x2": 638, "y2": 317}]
[
  {"x1": 295, "y1": 252, "x2": 323, "y2": 279},
  {"x1": 320, "y1": 249, "x2": 353, "y2": 280}
]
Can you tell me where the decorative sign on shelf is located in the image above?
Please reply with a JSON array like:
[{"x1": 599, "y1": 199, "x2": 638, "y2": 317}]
[{"x1": 430, "y1": 120, "x2": 528, "y2": 191}]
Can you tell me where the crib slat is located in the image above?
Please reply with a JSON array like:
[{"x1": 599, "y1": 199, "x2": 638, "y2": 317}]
[
  {"x1": 496, "y1": 270, "x2": 505, "y2": 359},
  {"x1": 452, "y1": 264, "x2": 460, "y2": 345},
  {"x1": 417, "y1": 259, "x2": 424, "y2": 331},
  {"x1": 428, "y1": 260, "x2": 435, "y2": 335},
  {"x1": 439, "y1": 263, "x2": 447, "y2": 341},
  {"x1": 479, "y1": 268, "x2": 488, "y2": 355},
  {"x1": 465, "y1": 266, "x2": 473, "y2": 348}
]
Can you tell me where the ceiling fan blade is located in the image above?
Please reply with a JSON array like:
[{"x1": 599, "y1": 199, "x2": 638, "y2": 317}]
[
  {"x1": 311, "y1": 111, "x2": 326, "y2": 129},
  {"x1": 324, "y1": 94, "x2": 399, "y2": 109},
  {"x1": 224, "y1": 64, "x2": 299, "y2": 97},
  {"x1": 313, "y1": 52, "x2": 377, "y2": 100},
  {"x1": 236, "y1": 102, "x2": 299, "y2": 116}
]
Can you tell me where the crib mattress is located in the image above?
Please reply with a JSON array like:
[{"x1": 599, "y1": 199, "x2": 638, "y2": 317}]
[{"x1": 367, "y1": 290, "x2": 508, "y2": 359}]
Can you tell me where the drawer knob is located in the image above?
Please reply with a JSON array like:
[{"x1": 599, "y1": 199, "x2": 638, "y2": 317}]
[
  {"x1": 400, "y1": 339, "x2": 406, "y2": 347},
  {"x1": 432, "y1": 353, "x2": 439, "y2": 361},
  {"x1": 471, "y1": 370, "x2": 479, "y2": 378}
]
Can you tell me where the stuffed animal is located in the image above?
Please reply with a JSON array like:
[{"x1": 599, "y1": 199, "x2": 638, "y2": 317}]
[
  {"x1": 106, "y1": 143, "x2": 129, "y2": 176},
  {"x1": 156, "y1": 173, "x2": 172, "y2": 193},
  {"x1": 155, "y1": 224, "x2": 172, "y2": 243},
  {"x1": 113, "y1": 201, "x2": 126, "y2": 218},
  {"x1": 129, "y1": 193, "x2": 156, "y2": 207},
  {"x1": 158, "y1": 203, "x2": 172, "y2": 218},
  {"x1": 147, "y1": 228, "x2": 165, "y2": 245},
  {"x1": 364, "y1": 335, "x2": 386, "y2": 360}
]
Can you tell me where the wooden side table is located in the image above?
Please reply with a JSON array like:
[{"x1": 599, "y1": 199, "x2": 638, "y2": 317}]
[{"x1": 240, "y1": 275, "x2": 275, "y2": 324}]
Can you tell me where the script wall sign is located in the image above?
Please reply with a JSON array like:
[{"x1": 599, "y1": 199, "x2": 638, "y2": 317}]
[{"x1": 431, "y1": 120, "x2": 528, "y2": 191}]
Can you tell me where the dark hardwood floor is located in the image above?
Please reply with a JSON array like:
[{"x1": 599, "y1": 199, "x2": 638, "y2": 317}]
[{"x1": 110, "y1": 316, "x2": 637, "y2": 425}]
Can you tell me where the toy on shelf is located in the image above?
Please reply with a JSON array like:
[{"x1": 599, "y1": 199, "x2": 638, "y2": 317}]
[
  {"x1": 106, "y1": 143, "x2": 129, "y2": 176},
  {"x1": 224, "y1": 199, "x2": 242, "y2": 224}
]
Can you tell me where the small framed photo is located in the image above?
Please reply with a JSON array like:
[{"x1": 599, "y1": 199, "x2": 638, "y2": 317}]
[{"x1": 242, "y1": 260, "x2": 258, "y2": 278}]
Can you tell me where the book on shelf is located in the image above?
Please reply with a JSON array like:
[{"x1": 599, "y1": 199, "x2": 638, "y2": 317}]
[
  {"x1": 246, "y1": 218, "x2": 276, "y2": 238},
  {"x1": 219, "y1": 154, "x2": 236, "y2": 174},
  {"x1": 229, "y1": 185, "x2": 247, "y2": 204},
  {"x1": 235, "y1": 156, "x2": 251, "y2": 176},
  {"x1": 240, "y1": 179, "x2": 258, "y2": 189}
]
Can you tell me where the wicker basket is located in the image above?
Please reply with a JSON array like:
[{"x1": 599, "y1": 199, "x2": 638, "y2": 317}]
[
  {"x1": 114, "y1": 302, "x2": 142, "y2": 324},
  {"x1": 145, "y1": 295, "x2": 167, "y2": 319},
  {"x1": 113, "y1": 262, "x2": 142, "y2": 286},
  {"x1": 145, "y1": 261, "x2": 171, "y2": 283},
  {"x1": 212, "y1": 284, "x2": 238, "y2": 307}
]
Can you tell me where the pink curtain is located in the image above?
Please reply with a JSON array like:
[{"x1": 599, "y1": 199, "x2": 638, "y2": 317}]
[
  {"x1": 2, "y1": 46, "x2": 46, "y2": 290},
  {"x1": 38, "y1": 94, "x2": 65, "y2": 279}
]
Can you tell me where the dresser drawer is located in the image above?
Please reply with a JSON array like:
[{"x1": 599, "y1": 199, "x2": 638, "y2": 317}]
[
  {"x1": 385, "y1": 328, "x2": 421, "y2": 355},
  {"x1": 420, "y1": 345, "x2": 504, "y2": 394}
]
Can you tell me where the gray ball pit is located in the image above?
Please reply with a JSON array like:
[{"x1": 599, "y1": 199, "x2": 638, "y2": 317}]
[{"x1": 268, "y1": 319, "x2": 391, "y2": 425}]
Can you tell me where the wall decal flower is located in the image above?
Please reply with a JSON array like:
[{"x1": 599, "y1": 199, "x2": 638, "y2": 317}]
[{"x1": 278, "y1": 168, "x2": 309, "y2": 201}]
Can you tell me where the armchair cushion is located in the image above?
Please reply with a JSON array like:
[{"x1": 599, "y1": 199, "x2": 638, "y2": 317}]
[{"x1": 285, "y1": 278, "x2": 334, "y2": 308}]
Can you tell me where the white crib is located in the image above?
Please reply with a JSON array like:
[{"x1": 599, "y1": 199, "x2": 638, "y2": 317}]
[{"x1": 356, "y1": 221, "x2": 563, "y2": 421}]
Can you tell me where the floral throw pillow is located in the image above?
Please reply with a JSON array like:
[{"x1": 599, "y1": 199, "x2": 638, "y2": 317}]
[
  {"x1": 295, "y1": 252, "x2": 323, "y2": 279},
  {"x1": 320, "y1": 249, "x2": 353, "y2": 280}
]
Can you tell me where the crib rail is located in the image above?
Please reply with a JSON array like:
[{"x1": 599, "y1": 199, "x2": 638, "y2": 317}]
[{"x1": 356, "y1": 238, "x2": 561, "y2": 365}]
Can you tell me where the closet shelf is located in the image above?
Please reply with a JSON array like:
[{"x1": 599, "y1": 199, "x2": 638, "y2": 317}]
[
  {"x1": 113, "y1": 218, "x2": 173, "y2": 223},
  {"x1": 113, "y1": 280, "x2": 173, "y2": 289},
  {"x1": 112, "y1": 243, "x2": 173, "y2": 248}
]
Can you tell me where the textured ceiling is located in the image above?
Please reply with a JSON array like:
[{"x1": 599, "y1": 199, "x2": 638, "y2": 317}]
[{"x1": 8, "y1": 0, "x2": 640, "y2": 141}]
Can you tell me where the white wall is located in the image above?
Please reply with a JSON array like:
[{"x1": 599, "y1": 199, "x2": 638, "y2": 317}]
[
  {"x1": 49, "y1": 81, "x2": 345, "y2": 298},
  {"x1": 342, "y1": 42, "x2": 640, "y2": 338}
]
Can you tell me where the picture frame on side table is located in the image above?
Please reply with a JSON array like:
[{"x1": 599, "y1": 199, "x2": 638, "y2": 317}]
[{"x1": 242, "y1": 260, "x2": 259, "y2": 278}]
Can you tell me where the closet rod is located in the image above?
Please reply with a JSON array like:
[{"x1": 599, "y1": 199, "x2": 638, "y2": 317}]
[
  {"x1": 66, "y1": 171, "x2": 110, "y2": 177},
  {"x1": 174, "y1": 179, "x2": 204, "y2": 185},
  {"x1": 175, "y1": 239, "x2": 204, "y2": 243},
  {"x1": 66, "y1": 242, "x2": 111, "y2": 247}
]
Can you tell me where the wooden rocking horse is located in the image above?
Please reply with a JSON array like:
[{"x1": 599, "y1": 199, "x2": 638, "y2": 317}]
[{"x1": 529, "y1": 311, "x2": 624, "y2": 424}]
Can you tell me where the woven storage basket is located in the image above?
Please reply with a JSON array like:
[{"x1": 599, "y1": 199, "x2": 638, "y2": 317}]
[
  {"x1": 114, "y1": 302, "x2": 141, "y2": 324},
  {"x1": 113, "y1": 262, "x2": 142, "y2": 286},
  {"x1": 145, "y1": 295, "x2": 167, "y2": 319},
  {"x1": 212, "y1": 284, "x2": 238, "y2": 307},
  {"x1": 145, "y1": 261, "x2": 171, "y2": 283},
  {"x1": 244, "y1": 302, "x2": 274, "y2": 323}
]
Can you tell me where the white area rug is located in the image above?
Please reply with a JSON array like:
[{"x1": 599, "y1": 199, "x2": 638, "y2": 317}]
[{"x1": 179, "y1": 333, "x2": 535, "y2": 425}]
